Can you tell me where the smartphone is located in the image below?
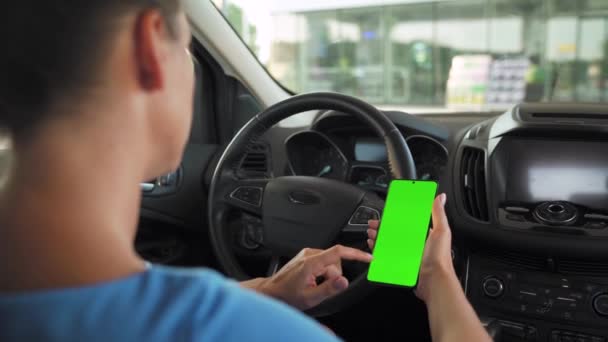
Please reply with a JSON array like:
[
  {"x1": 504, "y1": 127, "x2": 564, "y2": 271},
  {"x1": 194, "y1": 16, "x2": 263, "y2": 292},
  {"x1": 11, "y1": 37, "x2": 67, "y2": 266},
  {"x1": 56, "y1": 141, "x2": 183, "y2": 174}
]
[{"x1": 367, "y1": 180, "x2": 438, "y2": 288}]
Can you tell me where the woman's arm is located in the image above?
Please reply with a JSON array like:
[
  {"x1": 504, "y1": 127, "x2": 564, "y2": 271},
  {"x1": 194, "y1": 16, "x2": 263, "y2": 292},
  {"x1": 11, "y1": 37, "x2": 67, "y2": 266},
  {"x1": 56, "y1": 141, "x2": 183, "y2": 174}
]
[
  {"x1": 240, "y1": 245, "x2": 373, "y2": 310},
  {"x1": 240, "y1": 277, "x2": 268, "y2": 292},
  {"x1": 368, "y1": 194, "x2": 491, "y2": 342},
  {"x1": 425, "y1": 265, "x2": 492, "y2": 342},
  {"x1": 419, "y1": 195, "x2": 491, "y2": 342}
]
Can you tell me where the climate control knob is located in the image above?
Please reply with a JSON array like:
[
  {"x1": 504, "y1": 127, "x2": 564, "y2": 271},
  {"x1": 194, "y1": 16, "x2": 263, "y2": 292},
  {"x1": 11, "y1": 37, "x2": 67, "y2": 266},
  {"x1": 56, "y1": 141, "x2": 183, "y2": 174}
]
[
  {"x1": 593, "y1": 293, "x2": 608, "y2": 316},
  {"x1": 482, "y1": 277, "x2": 505, "y2": 298}
]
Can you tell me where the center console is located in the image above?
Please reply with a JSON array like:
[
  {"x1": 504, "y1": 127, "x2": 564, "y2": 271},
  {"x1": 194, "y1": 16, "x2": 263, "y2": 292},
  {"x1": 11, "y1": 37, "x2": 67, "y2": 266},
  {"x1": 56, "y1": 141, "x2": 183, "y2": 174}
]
[
  {"x1": 492, "y1": 137, "x2": 608, "y2": 237},
  {"x1": 443, "y1": 104, "x2": 608, "y2": 340},
  {"x1": 468, "y1": 253, "x2": 608, "y2": 341}
]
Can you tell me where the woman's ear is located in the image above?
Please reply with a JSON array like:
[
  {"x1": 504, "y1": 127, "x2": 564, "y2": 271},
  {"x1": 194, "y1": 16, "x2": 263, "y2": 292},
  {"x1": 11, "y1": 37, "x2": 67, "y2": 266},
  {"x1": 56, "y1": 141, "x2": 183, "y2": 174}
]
[{"x1": 133, "y1": 9, "x2": 172, "y2": 91}]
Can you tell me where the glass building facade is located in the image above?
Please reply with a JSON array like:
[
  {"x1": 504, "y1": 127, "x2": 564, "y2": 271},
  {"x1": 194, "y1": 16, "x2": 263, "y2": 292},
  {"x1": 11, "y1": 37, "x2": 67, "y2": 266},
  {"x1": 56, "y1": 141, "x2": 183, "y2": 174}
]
[{"x1": 217, "y1": 0, "x2": 608, "y2": 108}]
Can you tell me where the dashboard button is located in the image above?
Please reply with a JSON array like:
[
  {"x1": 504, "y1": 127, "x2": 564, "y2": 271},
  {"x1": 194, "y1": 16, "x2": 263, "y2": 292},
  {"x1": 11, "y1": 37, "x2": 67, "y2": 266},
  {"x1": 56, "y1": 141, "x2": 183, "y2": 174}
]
[
  {"x1": 554, "y1": 288, "x2": 585, "y2": 300},
  {"x1": 482, "y1": 277, "x2": 505, "y2": 298},
  {"x1": 534, "y1": 304, "x2": 553, "y2": 316},
  {"x1": 534, "y1": 202, "x2": 578, "y2": 225},
  {"x1": 498, "y1": 320, "x2": 526, "y2": 339},
  {"x1": 584, "y1": 213, "x2": 608, "y2": 221},
  {"x1": 584, "y1": 221, "x2": 607, "y2": 229},
  {"x1": 517, "y1": 292, "x2": 546, "y2": 305},
  {"x1": 502, "y1": 301, "x2": 527, "y2": 313},
  {"x1": 506, "y1": 214, "x2": 527, "y2": 222},
  {"x1": 506, "y1": 206, "x2": 530, "y2": 214},
  {"x1": 554, "y1": 298, "x2": 579, "y2": 310},
  {"x1": 158, "y1": 171, "x2": 178, "y2": 186},
  {"x1": 592, "y1": 293, "x2": 608, "y2": 316},
  {"x1": 140, "y1": 183, "x2": 155, "y2": 192},
  {"x1": 527, "y1": 326, "x2": 538, "y2": 340},
  {"x1": 561, "y1": 311, "x2": 577, "y2": 321},
  {"x1": 584, "y1": 284, "x2": 600, "y2": 293}
]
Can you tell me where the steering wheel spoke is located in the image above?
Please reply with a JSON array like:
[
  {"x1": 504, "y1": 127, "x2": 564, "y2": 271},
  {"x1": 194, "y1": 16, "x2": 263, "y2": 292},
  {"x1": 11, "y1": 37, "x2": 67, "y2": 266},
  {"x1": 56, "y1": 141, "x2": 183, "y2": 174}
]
[{"x1": 266, "y1": 256, "x2": 281, "y2": 277}]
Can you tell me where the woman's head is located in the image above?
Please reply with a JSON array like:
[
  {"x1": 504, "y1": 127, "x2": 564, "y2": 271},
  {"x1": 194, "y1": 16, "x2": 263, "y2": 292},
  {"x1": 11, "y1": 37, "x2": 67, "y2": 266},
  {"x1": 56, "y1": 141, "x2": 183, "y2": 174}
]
[{"x1": 0, "y1": 0, "x2": 194, "y2": 179}]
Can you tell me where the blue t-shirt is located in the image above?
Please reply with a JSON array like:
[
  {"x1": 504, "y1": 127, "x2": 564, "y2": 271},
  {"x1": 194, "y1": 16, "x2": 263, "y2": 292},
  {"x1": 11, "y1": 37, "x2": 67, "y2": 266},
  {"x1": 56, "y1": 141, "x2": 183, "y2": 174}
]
[{"x1": 0, "y1": 266, "x2": 340, "y2": 342}]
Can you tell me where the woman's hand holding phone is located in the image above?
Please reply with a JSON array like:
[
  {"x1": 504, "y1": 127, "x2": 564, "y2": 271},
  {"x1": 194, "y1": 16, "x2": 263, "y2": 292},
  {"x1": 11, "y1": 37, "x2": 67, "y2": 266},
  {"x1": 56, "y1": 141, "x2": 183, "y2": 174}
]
[
  {"x1": 414, "y1": 193, "x2": 457, "y2": 302},
  {"x1": 367, "y1": 194, "x2": 492, "y2": 342},
  {"x1": 367, "y1": 193, "x2": 456, "y2": 302}
]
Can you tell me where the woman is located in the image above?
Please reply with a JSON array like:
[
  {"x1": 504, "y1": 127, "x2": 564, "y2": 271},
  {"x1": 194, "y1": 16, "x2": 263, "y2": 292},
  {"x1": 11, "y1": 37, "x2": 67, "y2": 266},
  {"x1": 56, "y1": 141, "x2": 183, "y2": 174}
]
[{"x1": 0, "y1": 1, "x2": 490, "y2": 341}]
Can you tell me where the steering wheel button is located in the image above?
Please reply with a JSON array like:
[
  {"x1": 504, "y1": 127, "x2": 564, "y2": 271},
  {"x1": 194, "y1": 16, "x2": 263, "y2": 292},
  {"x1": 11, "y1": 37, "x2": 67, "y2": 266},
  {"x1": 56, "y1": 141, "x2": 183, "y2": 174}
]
[
  {"x1": 231, "y1": 187, "x2": 263, "y2": 206},
  {"x1": 368, "y1": 209, "x2": 380, "y2": 220},
  {"x1": 245, "y1": 223, "x2": 263, "y2": 244},
  {"x1": 349, "y1": 206, "x2": 380, "y2": 225}
]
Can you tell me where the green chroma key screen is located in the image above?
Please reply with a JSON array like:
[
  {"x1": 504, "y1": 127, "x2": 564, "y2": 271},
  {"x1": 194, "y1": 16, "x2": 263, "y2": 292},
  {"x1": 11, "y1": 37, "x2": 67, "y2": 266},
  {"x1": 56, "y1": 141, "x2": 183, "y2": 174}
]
[{"x1": 367, "y1": 180, "x2": 437, "y2": 287}]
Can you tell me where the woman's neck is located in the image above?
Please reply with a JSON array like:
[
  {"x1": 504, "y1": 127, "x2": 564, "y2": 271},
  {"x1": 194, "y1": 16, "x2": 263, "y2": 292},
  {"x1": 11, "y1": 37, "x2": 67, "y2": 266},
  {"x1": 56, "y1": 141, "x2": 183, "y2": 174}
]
[{"x1": 0, "y1": 119, "x2": 147, "y2": 293}]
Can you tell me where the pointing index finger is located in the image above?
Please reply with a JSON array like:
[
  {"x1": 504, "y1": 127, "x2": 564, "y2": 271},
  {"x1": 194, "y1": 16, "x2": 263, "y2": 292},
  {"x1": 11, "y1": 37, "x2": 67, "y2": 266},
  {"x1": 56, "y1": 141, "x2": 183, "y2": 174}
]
[{"x1": 312, "y1": 245, "x2": 373, "y2": 267}]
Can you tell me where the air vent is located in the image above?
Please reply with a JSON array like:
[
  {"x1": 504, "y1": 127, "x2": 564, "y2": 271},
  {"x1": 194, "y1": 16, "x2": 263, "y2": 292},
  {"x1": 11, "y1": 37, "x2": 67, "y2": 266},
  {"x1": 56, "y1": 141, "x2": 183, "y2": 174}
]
[
  {"x1": 519, "y1": 110, "x2": 608, "y2": 125},
  {"x1": 460, "y1": 147, "x2": 489, "y2": 221},
  {"x1": 238, "y1": 143, "x2": 269, "y2": 178},
  {"x1": 482, "y1": 250, "x2": 546, "y2": 271},
  {"x1": 558, "y1": 259, "x2": 608, "y2": 277},
  {"x1": 532, "y1": 112, "x2": 608, "y2": 120},
  {"x1": 466, "y1": 123, "x2": 487, "y2": 140}
]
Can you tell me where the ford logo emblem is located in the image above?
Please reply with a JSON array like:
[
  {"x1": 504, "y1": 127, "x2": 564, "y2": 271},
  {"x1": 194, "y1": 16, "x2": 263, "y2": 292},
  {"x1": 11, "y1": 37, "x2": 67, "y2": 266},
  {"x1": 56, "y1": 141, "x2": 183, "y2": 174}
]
[{"x1": 288, "y1": 191, "x2": 321, "y2": 205}]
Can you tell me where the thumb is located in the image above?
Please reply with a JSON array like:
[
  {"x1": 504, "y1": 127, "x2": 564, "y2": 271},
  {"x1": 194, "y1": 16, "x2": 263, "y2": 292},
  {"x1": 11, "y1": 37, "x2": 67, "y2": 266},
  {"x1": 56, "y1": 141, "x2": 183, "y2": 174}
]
[
  {"x1": 304, "y1": 276, "x2": 349, "y2": 308},
  {"x1": 431, "y1": 194, "x2": 449, "y2": 232}
]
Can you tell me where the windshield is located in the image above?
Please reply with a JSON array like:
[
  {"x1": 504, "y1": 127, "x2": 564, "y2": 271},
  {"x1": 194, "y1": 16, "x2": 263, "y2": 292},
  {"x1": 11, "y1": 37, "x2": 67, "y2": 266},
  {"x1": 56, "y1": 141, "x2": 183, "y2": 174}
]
[{"x1": 212, "y1": 0, "x2": 608, "y2": 112}]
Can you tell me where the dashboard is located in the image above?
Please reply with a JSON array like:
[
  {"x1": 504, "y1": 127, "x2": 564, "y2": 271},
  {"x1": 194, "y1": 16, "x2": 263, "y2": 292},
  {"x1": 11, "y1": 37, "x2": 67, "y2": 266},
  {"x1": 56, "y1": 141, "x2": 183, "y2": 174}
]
[
  {"x1": 442, "y1": 103, "x2": 608, "y2": 340},
  {"x1": 279, "y1": 105, "x2": 608, "y2": 339},
  {"x1": 448, "y1": 104, "x2": 608, "y2": 246},
  {"x1": 180, "y1": 98, "x2": 608, "y2": 340},
  {"x1": 284, "y1": 125, "x2": 448, "y2": 192}
]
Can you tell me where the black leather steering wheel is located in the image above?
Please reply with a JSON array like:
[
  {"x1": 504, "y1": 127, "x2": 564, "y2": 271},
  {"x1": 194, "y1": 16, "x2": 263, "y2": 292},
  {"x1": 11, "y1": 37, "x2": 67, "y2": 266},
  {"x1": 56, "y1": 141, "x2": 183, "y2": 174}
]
[{"x1": 208, "y1": 92, "x2": 416, "y2": 316}]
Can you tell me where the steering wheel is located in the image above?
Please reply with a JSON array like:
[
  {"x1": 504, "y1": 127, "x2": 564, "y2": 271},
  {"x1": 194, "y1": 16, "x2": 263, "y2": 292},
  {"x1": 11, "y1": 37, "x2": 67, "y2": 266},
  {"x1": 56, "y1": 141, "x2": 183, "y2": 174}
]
[{"x1": 208, "y1": 92, "x2": 416, "y2": 316}]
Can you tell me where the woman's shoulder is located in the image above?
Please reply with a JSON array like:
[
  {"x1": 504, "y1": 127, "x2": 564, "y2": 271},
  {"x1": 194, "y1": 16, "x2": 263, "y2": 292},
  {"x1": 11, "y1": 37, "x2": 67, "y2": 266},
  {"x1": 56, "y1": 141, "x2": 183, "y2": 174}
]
[
  {"x1": 145, "y1": 265, "x2": 340, "y2": 342},
  {"x1": 0, "y1": 266, "x2": 339, "y2": 342}
]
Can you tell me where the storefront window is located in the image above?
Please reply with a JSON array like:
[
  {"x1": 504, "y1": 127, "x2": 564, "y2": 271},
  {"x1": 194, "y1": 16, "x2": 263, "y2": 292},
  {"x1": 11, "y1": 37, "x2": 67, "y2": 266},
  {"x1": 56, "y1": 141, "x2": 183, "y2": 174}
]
[
  {"x1": 301, "y1": 12, "x2": 341, "y2": 93},
  {"x1": 215, "y1": 0, "x2": 608, "y2": 110},
  {"x1": 335, "y1": 8, "x2": 384, "y2": 101},
  {"x1": 388, "y1": 4, "x2": 435, "y2": 105}
]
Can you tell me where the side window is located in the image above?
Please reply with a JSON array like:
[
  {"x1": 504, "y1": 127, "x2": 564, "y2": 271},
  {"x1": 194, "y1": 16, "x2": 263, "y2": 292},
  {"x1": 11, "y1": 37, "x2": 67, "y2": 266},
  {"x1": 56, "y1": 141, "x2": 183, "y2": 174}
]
[
  {"x1": 189, "y1": 56, "x2": 208, "y2": 144},
  {"x1": 190, "y1": 41, "x2": 262, "y2": 144},
  {"x1": 0, "y1": 134, "x2": 10, "y2": 186}
]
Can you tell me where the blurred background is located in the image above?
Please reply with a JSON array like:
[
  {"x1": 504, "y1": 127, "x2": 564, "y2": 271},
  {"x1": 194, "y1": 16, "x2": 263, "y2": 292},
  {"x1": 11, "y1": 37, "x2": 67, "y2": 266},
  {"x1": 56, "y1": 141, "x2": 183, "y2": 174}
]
[{"x1": 212, "y1": 0, "x2": 608, "y2": 112}]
